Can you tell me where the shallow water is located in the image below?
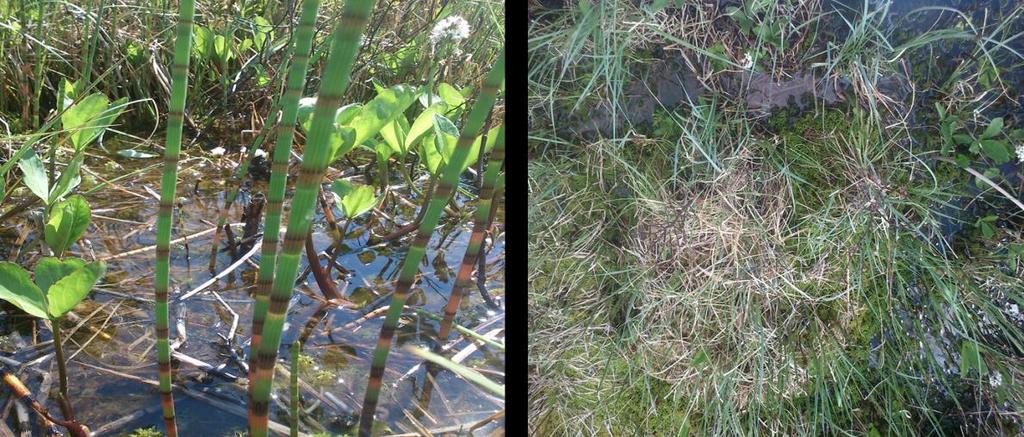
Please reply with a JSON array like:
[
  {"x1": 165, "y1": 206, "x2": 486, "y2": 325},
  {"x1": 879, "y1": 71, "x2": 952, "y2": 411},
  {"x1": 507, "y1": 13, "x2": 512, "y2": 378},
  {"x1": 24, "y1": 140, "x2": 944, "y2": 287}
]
[{"x1": 0, "y1": 138, "x2": 505, "y2": 436}]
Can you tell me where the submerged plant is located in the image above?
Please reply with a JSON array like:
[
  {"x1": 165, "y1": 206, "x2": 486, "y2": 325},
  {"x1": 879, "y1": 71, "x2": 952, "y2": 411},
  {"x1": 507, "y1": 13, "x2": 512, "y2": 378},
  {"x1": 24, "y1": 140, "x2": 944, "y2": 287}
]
[
  {"x1": 153, "y1": 0, "x2": 197, "y2": 434},
  {"x1": 247, "y1": 0, "x2": 377, "y2": 434},
  {"x1": 357, "y1": 48, "x2": 505, "y2": 437}
]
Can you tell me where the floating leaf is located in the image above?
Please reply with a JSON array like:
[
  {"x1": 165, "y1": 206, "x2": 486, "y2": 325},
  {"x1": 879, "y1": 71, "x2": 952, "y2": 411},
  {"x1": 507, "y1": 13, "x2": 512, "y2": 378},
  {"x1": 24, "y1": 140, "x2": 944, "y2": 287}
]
[
  {"x1": 44, "y1": 195, "x2": 91, "y2": 257},
  {"x1": 45, "y1": 261, "x2": 104, "y2": 319},
  {"x1": 0, "y1": 263, "x2": 48, "y2": 319},
  {"x1": 18, "y1": 150, "x2": 49, "y2": 203},
  {"x1": 331, "y1": 180, "x2": 377, "y2": 219}
]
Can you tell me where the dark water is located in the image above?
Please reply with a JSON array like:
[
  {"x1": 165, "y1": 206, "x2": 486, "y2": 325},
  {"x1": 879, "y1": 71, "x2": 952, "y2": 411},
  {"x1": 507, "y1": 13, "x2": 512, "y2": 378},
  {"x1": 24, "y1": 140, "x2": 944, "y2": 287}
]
[{"x1": 0, "y1": 138, "x2": 505, "y2": 436}]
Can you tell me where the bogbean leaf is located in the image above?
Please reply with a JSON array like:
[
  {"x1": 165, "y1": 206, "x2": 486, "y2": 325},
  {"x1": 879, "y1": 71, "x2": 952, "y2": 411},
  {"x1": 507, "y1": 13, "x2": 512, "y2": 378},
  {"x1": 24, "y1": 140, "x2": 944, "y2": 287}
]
[
  {"x1": 407, "y1": 104, "x2": 446, "y2": 151},
  {"x1": 48, "y1": 153, "x2": 84, "y2": 204},
  {"x1": 419, "y1": 133, "x2": 447, "y2": 176},
  {"x1": 34, "y1": 257, "x2": 85, "y2": 294},
  {"x1": 0, "y1": 263, "x2": 48, "y2": 319},
  {"x1": 44, "y1": 195, "x2": 91, "y2": 257},
  {"x1": 253, "y1": 16, "x2": 273, "y2": 49},
  {"x1": 379, "y1": 118, "x2": 408, "y2": 156},
  {"x1": 330, "y1": 85, "x2": 419, "y2": 163},
  {"x1": 193, "y1": 25, "x2": 214, "y2": 60},
  {"x1": 437, "y1": 83, "x2": 465, "y2": 107},
  {"x1": 374, "y1": 141, "x2": 396, "y2": 165},
  {"x1": 431, "y1": 113, "x2": 459, "y2": 156},
  {"x1": 331, "y1": 180, "x2": 377, "y2": 219},
  {"x1": 62, "y1": 93, "x2": 110, "y2": 150},
  {"x1": 18, "y1": 150, "x2": 49, "y2": 203},
  {"x1": 45, "y1": 261, "x2": 104, "y2": 319}
]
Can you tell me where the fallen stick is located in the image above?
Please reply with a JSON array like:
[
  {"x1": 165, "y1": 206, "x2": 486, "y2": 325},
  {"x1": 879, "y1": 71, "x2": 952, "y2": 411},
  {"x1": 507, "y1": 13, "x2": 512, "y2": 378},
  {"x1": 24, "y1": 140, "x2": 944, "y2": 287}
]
[{"x1": 100, "y1": 223, "x2": 246, "y2": 261}]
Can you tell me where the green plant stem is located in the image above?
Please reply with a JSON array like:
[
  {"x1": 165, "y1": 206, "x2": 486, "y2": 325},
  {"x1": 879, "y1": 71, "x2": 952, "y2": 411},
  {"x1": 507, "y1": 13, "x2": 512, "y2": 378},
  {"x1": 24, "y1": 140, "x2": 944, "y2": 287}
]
[
  {"x1": 357, "y1": 48, "x2": 504, "y2": 437},
  {"x1": 437, "y1": 125, "x2": 504, "y2": 342},
  {"x1": 290, "y1": 340, "x2": 299, "y2": 437},
  {"x1": 247, "y1": 0, "x2": 322, "y2": 403},
  {"x1": 153, "y1": 1, "x2": 197, "y2": 435},
  {"x1": 248, "y1": 1, "x2": 374, "y2": 435},
  {"x1": 50, "y1": 320, "x2": 74, "y2": 420}
]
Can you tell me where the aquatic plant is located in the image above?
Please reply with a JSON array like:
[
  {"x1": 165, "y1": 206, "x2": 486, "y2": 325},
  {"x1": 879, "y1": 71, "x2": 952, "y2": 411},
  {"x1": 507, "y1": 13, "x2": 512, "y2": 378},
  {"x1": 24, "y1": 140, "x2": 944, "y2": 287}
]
[
  {"x1": 438, "y1": 125, "x2": 505, "y2": 341},
  {"x1": 357, "y1": 47, "x2": 505, "y2": 437},
  {"x1": 247, "y1": 0, "x2": 322, "y2": 383},
  {"x1": 0, "y1": 193, "x2": 103, "y2": 435},
  {"x1": 247, "y1": 1, "x2": 377, "y2": 434},
  {"x1": 153, "y1": 0, "x2": 197, "y2": 434}
]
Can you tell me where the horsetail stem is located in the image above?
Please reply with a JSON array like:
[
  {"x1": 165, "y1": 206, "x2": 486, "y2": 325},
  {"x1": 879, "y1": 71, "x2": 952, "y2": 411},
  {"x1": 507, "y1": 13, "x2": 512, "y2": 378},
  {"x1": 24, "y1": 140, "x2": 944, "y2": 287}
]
[
  {"x1": 437, "y1": 125, "x2": 505, "y2": 341},
  {"x1": 356, "y1": 48, "x2": 505, "y2": 437},
  {"x1": 247, "y1": 0, "x2": 321, "y2": 394},
  {"x1": 248, "y1": 1, "x2": 374, "y2": 435},
  {"x1": 153, "y1": 0, "x2": 197, "y2": 434}
]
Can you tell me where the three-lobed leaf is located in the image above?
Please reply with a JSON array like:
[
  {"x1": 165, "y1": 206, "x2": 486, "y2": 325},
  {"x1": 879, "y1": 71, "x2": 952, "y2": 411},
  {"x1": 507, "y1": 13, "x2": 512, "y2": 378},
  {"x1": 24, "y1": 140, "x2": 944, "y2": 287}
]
[{"x1": 44, "y1": 195, "x2": 91, "y2": 257}]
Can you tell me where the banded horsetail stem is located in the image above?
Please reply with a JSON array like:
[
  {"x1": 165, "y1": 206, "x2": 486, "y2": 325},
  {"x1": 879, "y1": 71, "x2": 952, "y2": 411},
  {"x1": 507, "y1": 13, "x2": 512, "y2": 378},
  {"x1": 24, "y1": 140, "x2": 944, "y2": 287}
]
[
  {"x1": 248, "y1": 1, "x2": 375, "y2": 435},
  {"x1": 153, "y1": 0, "x2": 196, "y2": 435},
  {"x1": 357, "y1": 48, "x2": 505, "y2": 437},
  {"x1": 247, "y1": 0, "x2": 322, "y2": 396},
  {"x1": 207, "y1": 16, "x2": 298, "y2": 273},
  {"x1": 437, "y1": 125, "x2": 505, "y2": 341}
]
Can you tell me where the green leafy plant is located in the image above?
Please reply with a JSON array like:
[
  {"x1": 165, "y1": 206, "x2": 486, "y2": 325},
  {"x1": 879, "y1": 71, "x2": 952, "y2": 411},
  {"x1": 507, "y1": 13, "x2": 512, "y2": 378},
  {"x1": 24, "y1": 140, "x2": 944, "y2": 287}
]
[{"x1": 357, "y1": 48, "x2": 505, "y2": 437}]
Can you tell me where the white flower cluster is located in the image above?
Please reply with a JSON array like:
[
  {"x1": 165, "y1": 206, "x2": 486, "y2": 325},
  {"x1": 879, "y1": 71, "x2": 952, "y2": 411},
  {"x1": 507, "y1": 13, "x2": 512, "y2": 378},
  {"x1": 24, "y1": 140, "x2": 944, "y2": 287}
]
[
  {"x1": 430, "y1": 15, "x2": 471, "y2": 47},
  {"x1": 1016, "y1": 143, "x2": 1024, "y2": 164}
]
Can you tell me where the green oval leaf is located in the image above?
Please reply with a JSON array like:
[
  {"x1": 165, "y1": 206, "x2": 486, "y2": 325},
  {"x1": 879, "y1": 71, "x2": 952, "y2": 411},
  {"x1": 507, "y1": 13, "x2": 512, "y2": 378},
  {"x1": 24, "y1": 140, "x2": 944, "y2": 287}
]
[
  {"x1": 44, "y1": 195, "x2": 91, "y2": 257},
  {"x1": 331, "y1": 180, "x2": 377, "y2": 219},
  {"x1": 34, "y1": 257, "x2": 86, "y2": 294},
  {"x1": 46, "y1": 261, "x2": 105, "y2": 319},
  {"x1": 983, "y1": 117, "x2": 1004, "y2": 139},
  {"x1": 330, "y1": 85, "x2": 419, "y2": 163},
  {"x1": 437, "y1": 83, "x2": 465, "y2": 107},
  {"x1": 18, "y1": 150, "x2": 49, "y2": 204},
  {"x1": 0, "y1": 263, "x2": 48, "y2": 319},
  {"x1": 980, "y1": 139, "x2": 1010, "y2": 163}
]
